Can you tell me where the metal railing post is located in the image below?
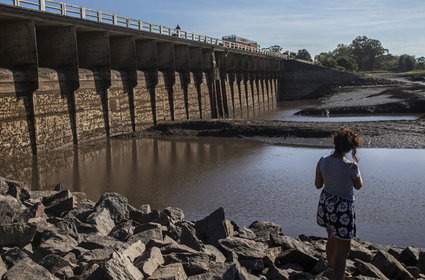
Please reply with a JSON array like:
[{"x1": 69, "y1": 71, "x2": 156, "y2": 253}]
[
  {"x1": 138, "y1": 20, "x2": 142, "y2": 30},
  {"x1": 81, "y1": 7, "x2": 86, "y2": 19},
  {"x1": 113, "y1": 15, "x2": 117, "y2": 25},
  {"x1": 97, "y1": 11, "x2": 102, "y2": 22},
  {"x1": 159, "y1": 25, "x2": 162, "y2": 34},
  {"x1": 13, "y1": 0, "x2": 19, "y2": 6},
  {"x1": 61, "y1": 3, "x2": 66, "y2": 15},
  {"x1": 126, "y1": 18, "x2": 130, "y2": 28},
  {"x1": 39, "y1": 0, "x2": 45, "y2": 11}
]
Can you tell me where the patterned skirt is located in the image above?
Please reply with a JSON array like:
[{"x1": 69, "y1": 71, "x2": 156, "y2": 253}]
[{"x1": 317, "y1": 190, "x2": 356, "y2": 240}]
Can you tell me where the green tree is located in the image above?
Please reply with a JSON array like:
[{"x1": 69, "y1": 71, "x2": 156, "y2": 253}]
[
  {"x1": 350, "y1": 36, "x2": 388, "y2": 71},
  {"x1": 336, "y1": 56, "x2": 358, "y2": 72},
  {"x1": 332, "y1": 44, "x2": 352, "y2": 58},
  {"x1": 397, "y1": 54, "x2": 416, "y2": 72},
  {"x1": 315, "y1": 52, "x2": 338, "y2": 69},
  {"x1": 296, "y1": 49, "x2": 312, "y2": 61},
  {"x1": 268, "y1": 45, "x2": 282, "y2": 53},
  {"x1": 416, "y1": 57, "x2": 425, "y2": 70},
  {"x1": 376, "y1": 54, "x2": 399, "y2": 71}
]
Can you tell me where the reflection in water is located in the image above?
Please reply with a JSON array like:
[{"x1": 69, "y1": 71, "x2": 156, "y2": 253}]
[{"x1": 1, "y1": 137, "x2": 424, "y2": 247}]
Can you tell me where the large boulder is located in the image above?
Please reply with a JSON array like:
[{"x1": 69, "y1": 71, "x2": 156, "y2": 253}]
[
  {"x1": 94, "y1": 252, "x2": 143, "y2": 280},
  {"x1": 418, "y1": 251, "x2": 425, "y2": 274},
  {"x1": 94, "y1": 193, "x2": 129, "y2": 224},
  {"x1": 128, "y1": 223, "x2": 164, "y2": 245},
  {"x1": 0, "y1": 177, "x2": 30, "y2": 202},
  {"x1": 0, "y1": 222, "x2": 37, "y2": 247},
  {"x1": 372, "y1": 250, "x2": 415, "y2": 280},
  {"x1": 187, "y1": 262, "x2": 237, "y2": 280},
  {"x1": 38, "y1": 254, "x2": 75, "y2": 279},
  {"x1": 2, "y1": 258, "x2": 59, "y2": 280},
  {"x1": 275, "y1": 248, "x2": 319, "y2": 272},
  {"x1": 399, "y1": 246, "x2": 420, "y2": 267},
  {"x1": 1, "y1": 247, "x2": 29, "y2": 268},
  {"x1": 164, "y1": 252, "x2": 211, "y2": 276},
  {"x1": 218, "y1": 237, "x2": 267, "y2": 260},
  {"x1": 0, "y1": 195, "x2": 26, "y2": 224},
  {"x1": 195, "y1": 208, "x2": 234, "y2": 247},
  {"x1": 249, "y1": 221, "x2": 283, "y2": 244},
  {"x1": 42, "y1": 190, "x2": 76, "y2": 216},
  {"x1": 149, "y1": 263, "x2": 188, "y2": 280},
  {"x1": 354, "y1": 259, "x2": 389, "y2": 279},
  {"x1": 85, "y1": 208, "x2": 116, "y2": 236},
  {"x1": 134, "y1": 247, "x2": 165, "y2": 277}
]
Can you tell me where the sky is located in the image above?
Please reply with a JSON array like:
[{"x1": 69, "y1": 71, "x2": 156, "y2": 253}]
[{"x1": 35, "y1": 0, "x2": 425, "y2": 58}]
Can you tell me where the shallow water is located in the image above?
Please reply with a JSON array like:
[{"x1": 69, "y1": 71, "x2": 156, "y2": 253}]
[
  {"x1": 245, "y1": 100, "x2": 423, "y2": 122},
  {"x1": 4, "y1": 137, "x2": 424, "y2": 248}
]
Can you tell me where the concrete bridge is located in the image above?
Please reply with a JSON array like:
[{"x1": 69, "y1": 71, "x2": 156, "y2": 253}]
[{"x1": 0, "y1": 0, "x2": 358, "y2": 159}]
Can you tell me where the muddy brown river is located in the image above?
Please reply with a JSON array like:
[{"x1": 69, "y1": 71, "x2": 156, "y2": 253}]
[{"x1": 2, "y1": 136, "x2": 424, "y2": 248}]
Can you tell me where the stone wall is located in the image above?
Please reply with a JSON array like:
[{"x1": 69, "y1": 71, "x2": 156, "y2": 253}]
[{"x1": 279, "y1": 60, "x2": 360, "y2": 100}]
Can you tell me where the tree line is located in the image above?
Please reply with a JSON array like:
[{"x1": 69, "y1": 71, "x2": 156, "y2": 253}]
[{"x1": 265, "y1": 36, "x2": 425, "y2": 72}]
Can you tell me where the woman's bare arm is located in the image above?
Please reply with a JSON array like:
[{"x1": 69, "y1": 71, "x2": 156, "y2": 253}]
[
  {"x1": 315, "y1": 171, "x2": 324, "y2": 189},
  {"x1": 350, "y1": 163, "x2": 363, "y2": 190}
]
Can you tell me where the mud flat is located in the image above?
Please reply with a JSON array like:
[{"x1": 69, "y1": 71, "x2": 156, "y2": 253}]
[
  {"x1": 126, "y1": 75, "x2": 425, "y2": 149},
  {"x1": 1, "y1": 176, "x2": 424, "y2": 279}
]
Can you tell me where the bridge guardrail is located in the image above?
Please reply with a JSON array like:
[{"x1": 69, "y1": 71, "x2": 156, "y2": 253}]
[{"x1": 1, "y1": 0, "x2": 287, "y2": 59}]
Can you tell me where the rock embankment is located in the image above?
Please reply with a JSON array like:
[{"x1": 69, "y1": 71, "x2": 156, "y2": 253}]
[{"x1": 1, "y1": 176, "x2": 425, "y2": 280}]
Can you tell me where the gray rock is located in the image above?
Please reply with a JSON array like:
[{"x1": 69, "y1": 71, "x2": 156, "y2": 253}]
[
  {"x1": 94, "y1": 192, "x2": 129, "y2": 224},
  {"x1": 141, "y1": 204, "x2": 152, "y2": 214},
  {"x1": 34, "y1": 232, "x2": 79, "y2": 259},
  {"x1": 78, "y1": 235, "x2": 128, "y2": 251},
  {"x1": 0, "y1": 258, "x2": 6, "y2": 277},
  {"x1": 146, "y1": 237, "x2": 178, "y2": 250},
  {"x1": 239, "y1": 258, "x2": 265, "y2": 271},
  {"x1": 120, "y1": 240, "x2": 146, "y2": 262},
  {"x1": 218, "y1": 236, "x2": 267, "y2": 260},
  {"x1": 79, "y1": 247, "x2": 115, "y2": 262},
  {"x1": 177, "y1": 221, "x2": 203, "y2": 251},
  {"x1": 85, "y1": 208, "x2": 115, "y2": 236},
  {"x1": 195, "y1": 207, "x2": 234, "y2": 247},
  {"x1": 354, "y1": 259, "x2": 389, "y2": 279},
  {"x1": 1, "y1": 247, "x2": 29, "y2": 268},
  {"x1": 187, "y1": 262, "x2": 237, "y2": 280},
  {"x1": 2, "y1": 258, "x2": 59, "y2": 280},
  {"x1": 164, "y1": 207, "x2": 185, "y2": 222},
  {"x1": 0, "y1": 195, "x2": 26, "y2": 224},
  {"x1": 263, "y1": 247, "x2": 284, "y2": 267},
  {"x1": 134, "y1": 247, "x2": 165, "y2": 276},
  {"x1": 149, "y1": 263, "x2": 188, "y2": 280},
  {"x1": 42, "y1": 190, "x2": 72, "y2": 207},
  {"x1": 372, "y1": 250, "x2": 415, "y2": 280},
  {"x1": 418, "y1": 251, "x2": 425, "y2": 273},
  {"x1": 400, "y1": 246, "x2": 420, "y2": 267},
  {"x1": 102, "y1": 252, "x2": 144, "y2": 280},
  {"x1": 406, "y1": 266, "x2": 422, "y2": 278},
  {"x1": 132, "y1": 210, "x2": 171, "y2": 226},
  {"x1": 0, "y1": 222, "x2": 37, "y2": 247},
  {"x1": 160, "y1": 243, "x2": 200, "y2": 255},
  {"x1": 46, "y1": 217, "x2": 80, "y2": 241},
  {"x1": 0, "y1": 177, "x2": 30, "y2": 202},
  {"x1": 45, "y1": 196, "x2": 76, "y2": 217},
  {"x1": 128, "y1": 223, "x2": 163, "y2": 245},
  {"x1": 238, "y1": 227, "x2": 257, "y2": 240},
  {"x1": 21, "y1": 202, "x2": 45, "y2": 220},
  {"x1": 265, "y1": 265, "x2": 293, "y2": 280},
  {"x1": 348, "y1": 243, "x2": 374, "y2": 263},
  {"x1": 310, "y1": 257, "x2": 328, "y2": 275},
  {"x1": 164, "y1": 252, "x2": 212, "y2": 276},
  {"x1": 108, "y1": 220, "x2": 134, "y2": 241},
  {"x1": 202, "y1": 244, "x2": 226, "y2": 263},
  {"x1": 39, "y1": 254, "x2": 75, "y2": 279},
  {"x1": 276, "y1": 248, "x2": 319, "y2": 272},
  {"x1": 249, "y1": 221, "x2": 283, "y2": 244}
]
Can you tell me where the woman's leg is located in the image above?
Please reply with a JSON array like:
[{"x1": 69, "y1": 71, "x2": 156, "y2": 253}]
[
  {"x1": 326, "y1": 227, "x2": 336, "y2": 269},
  {"x1": 331, "y1": 238, "x2": 351, "y2": 280}
]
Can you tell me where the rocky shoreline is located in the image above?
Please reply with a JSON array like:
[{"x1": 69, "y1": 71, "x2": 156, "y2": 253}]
[{"x1": 1, "y1": 176, "x2": 424, "y2": 280}]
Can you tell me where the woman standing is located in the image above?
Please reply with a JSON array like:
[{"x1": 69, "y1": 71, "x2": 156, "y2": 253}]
[{"x1": 315, "y1": 128, "x2": 364, "y2": 280}]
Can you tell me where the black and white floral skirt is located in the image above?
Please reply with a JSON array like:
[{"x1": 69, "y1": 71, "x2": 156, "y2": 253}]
[{"x1": 317, "y1": 190, "x2": 356, "y2": 240}]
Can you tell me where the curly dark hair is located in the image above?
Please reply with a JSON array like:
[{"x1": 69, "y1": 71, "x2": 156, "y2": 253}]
[{"x1": 333, "y1": 128, "x2": 364, "y2": 162}]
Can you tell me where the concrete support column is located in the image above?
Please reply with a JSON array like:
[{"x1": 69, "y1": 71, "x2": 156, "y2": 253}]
[
  {"x1": 136, "y1": 39, "x2": 158, "y2": 124},
  {"x1": 37, "y1": 26, "x2": 79, "y2": 145},
  {"x1": 225, "y1": 53, "x2": 236, "y2": 114},
  {"x1": 215, "y1": 51, "x2": 229, "y2": 118},
  {"x1": 157, "y1": 42, "x2": 176, "y2": 121},
  {"x1": 233, "y1": 55, "x2": 243, "y2": 112},
  {"x1": 241, "y1": 56, "x2": 250, "y2": 110},
  {"x1": 110, "y1": 36, "x2": 137, "y2": 132},
  {"x1": 77, "y1": 31, "x2": 111, "y2": 137},
  {"x1": 248, "y1": 57, "x2": 256, "y2": 108},
  {"x1": 189, "y1": 47, "x2": 203, "y2": 119},
  {"x1": 174, "y1": 45, "x2": 191, "y2": 119},
  {"x1": 0, "y1": 20, "x2": 39, "y2": 154},
  {"x1": 202, "y1": 49, "x2": 217, "y2": 118},
  {"x1": 259, "y1": 58, "x2": 266, "y2": 105}
]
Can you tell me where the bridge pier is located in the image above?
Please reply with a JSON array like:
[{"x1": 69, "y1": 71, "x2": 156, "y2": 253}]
[
  {"x1": 202, "y1": 49, "x2": 217, "y2": 119},
  {"x1": 174, "y1": 45, "x2": 191, "y2": 120},
  {"x1": 135, "y1": 39, "x2": 157, "y2": 125},
  {"x1": 189, "y1": 47, "x2": 204, "y2": 119},
  {"x1": 110, "y1": 35, "x2": 137, "y2": 133},
  {"x1": 157, "y1": 42, "x2": 176, "y2": 121}
]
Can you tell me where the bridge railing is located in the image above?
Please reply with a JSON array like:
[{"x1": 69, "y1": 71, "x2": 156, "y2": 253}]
[{"x1": 2, "y1": 0, "x2": 287, "y2": 59}]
